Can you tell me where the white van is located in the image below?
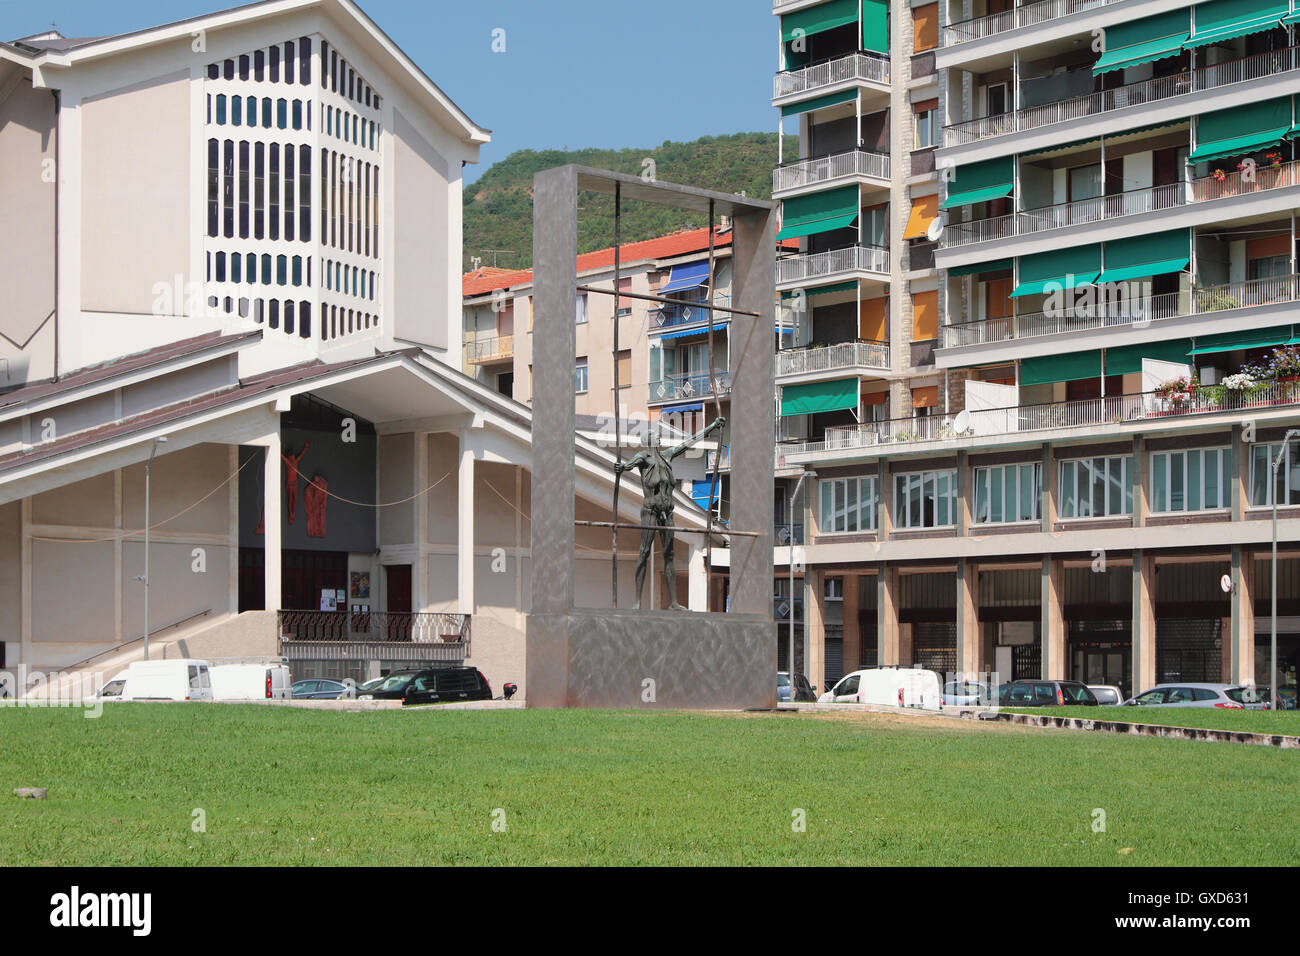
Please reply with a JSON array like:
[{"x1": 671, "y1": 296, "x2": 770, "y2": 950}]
[
  {"x1": 818, "y1": 667, "x2": 942, "y2": 711},
  {"x1": 209, "y1": 659, "x2": 292, "y2": 701},
  {"x1": 93, "y1": 659, "x2": 214, "y2": 702}
]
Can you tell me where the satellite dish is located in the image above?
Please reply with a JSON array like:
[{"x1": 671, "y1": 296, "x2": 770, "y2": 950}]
[
  {"x1": 954, "y1": 409, "x2": 971, "y2": 433},
  {"x1": 926, "y1": 217, "x2": 945, "y2": 242}
]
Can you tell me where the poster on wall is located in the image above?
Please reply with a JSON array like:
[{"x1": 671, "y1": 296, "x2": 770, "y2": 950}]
[
  {"x1": 350, "y1": 572, "x2": 371, "y2": 599},
  {"x1": 320, "y1": 589, "x2": 338, "y2": 612}
]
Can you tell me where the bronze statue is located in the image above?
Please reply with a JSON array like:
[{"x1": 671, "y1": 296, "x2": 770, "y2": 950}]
[{"x1": 615, "y1": 416, "x2": 725, "y2": 610}]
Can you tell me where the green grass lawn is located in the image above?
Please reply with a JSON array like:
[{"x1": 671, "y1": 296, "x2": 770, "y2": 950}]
[
  {"x1": 1, "y1": 705, "x2": 1297, "y2": 866},
  {"x1": 1007, "y1": 705, "x2": 1300, "y2": 736}
]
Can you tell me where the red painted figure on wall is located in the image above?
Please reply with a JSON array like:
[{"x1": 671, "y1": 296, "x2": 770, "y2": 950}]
[
  {"x1": 305, "y1": 474, "x2": 328, "y2": 538},
  {"x1": 283, "y1": 440, "x2": 311, "y2": 525}
]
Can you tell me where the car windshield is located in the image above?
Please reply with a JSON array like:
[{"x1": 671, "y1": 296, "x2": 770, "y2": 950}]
[
  {"x1": 1226, "y1": 687, "x2": 1259, "y2": 703},
  {"x1": 99, "y1": 680, "x2": 125, "y2": 698},
  {"x1": 378, "y1": 674, "x2": 415, "y2": 691},
  {"x1": 1060, "y1": 683, "x2": 1095, "y2": 702},
  {"x1": 358, "y1": 677, "x2": 385, "y2": 692},
  {"x1": 945, "y1": 682, "x2": 982, "y2": 695},
  {"x1": 777, "y1": 675, "x2": 791, "y2": 688}
]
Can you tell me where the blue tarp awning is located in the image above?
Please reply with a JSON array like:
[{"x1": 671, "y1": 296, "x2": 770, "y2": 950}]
[
  {"x1": 657, "y1": 321, "x2": 727, "y2": 340},
  {"x1": 691, "y1": 478, "x2": 721, "y2": 508},
  {"x1": 660, "y1": 261, "x2": 711, "y2": 294},
  {"x1": 661, "y1": 402, "x2": 703, "y2": 414}
]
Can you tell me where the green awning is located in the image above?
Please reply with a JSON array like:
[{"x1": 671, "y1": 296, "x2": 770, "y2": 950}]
[
  {"x1": 781, "y1": 280, "x2": 858, "y2": 299},
  {"x1": 1096, "y1": 257, "x2": 1190, "y2": 283},
  {"x1": 940, "y1": 155, "x2": 1015, "y2": 209},
  {"x1": 1104, "y1": 228, "x2": 1190, "y2": 270},
  {"x1": 781, "y1": 0, "x2": 858, "y2": 43},
  {"x1": 1284, "y1": 10, "x2": 1300, "y2": 23},
  {"x1": 863, "y1": 0, "x2": 888, "y2": 53},
  {"x1": 1020, "y1": 351, "x2": 1102, "y2": 387},
  {"x1": 950, "y1": 258, "x2": 1014, "y2": 277},
  {"x1": 780, "y1": 87, "x2": 858, "y2": 117},
  {"x1": 941, "y1": 183, "x2": 1014, "y2": 209},
  {"x1": 1192, "y1": 96, "x2": 1291, "y2": 161},
  {"x1": 1105, "y1": 339, "x2": 1194, "y2": 375},
  {"x1": 778, "y1": 185, "x2": 859, "y2": 240},
  {"x1": 1190, "y1": 128, "x2": 1289, "y2": 161},
  {"x1": 781, "y1": 377, "x2": 859, "y2": 416},
  {"x1": 1093, "y1": 32, "x2": 1189, "y2": 74},
  {"x1": 1189, "y1": 325, "x2": 1295, "y2": 354},
  {"x1": 1009, "y1": 272, "x2": 1101, "y2": 297},
  {"x1": 1186, "y1": 0, "x2": 1288, "y2": 47}
]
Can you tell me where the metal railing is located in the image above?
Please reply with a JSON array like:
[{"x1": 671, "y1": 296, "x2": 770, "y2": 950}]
[
  {"x1": 777, "y1": 244, "x2": 890, "y2": 286},
  {"x1": 777, "y1": 341, "x2": 891, "y2": 376},
  {"x1": 774, "y1": 52, "x2": 891, "y2": 100},
  {"x1": 277, "y1": 610, "x2": 471, "y2": 646},
  {"x1": 775, "y1": 523, "x2": 805, "y2": 546},
  {"x1": 651, "y1": 295, "x2": 731, "y2": 330},
  {"x1": 942, "y1": 0, "x2": 1116, "y2": 46},
  {"x1": 707, "y1": 445, "x2": 731, "y2": 471},
  {"x1": 774, "y1": 149, "x2": 890, "y2": 193},
  {"x1": 463, "y1": 334, "x2": 514, "y2": 363},
  {"x1": 1192, "y1": 157, "x2": 1298, "y2": 201},
  {"x1": 941, "y1": 276, "x2": 1300, "y2": 348},
  {"x1": 648, "y1": 370, "x2": 734, "y2": 403},
  {"x1": 944, "y1": 47, "x2": 1298, "y2": 146},
  {"x1": 790, "y1": 383, "x2": 1300, "y2": 456}
]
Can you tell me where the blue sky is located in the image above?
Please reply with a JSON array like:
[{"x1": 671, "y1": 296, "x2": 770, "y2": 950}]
[{"x1": 3, "y1": 0, "x2": 778, "y2": 183}]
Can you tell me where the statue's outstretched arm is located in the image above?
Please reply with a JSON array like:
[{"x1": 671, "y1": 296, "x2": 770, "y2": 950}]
[{"x1": 669, "y1": 416, "x2": 726, "y2": 460}]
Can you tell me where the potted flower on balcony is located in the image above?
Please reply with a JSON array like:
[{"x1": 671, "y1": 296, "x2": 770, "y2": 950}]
[
  {"x1": 1153, "y1": 375, "x2": 1194, "y2": 414},
  {"x1": 1265, "y1": 151, "x2": 1283, "y2": 168},
  {"x1": 1270, "y1": 346, "x2": 1300, "y2": 383},
  {"x1": 1212, "y1": 168, "x2": 1227, "y2": 182}
]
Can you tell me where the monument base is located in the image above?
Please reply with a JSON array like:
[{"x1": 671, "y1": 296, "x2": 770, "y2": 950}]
[{"x1": 526, "y1": 608, "x2": 777, "y2": 710}]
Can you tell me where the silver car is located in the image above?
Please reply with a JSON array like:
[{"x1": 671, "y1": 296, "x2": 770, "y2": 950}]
[
  {"x1": 1088, "y1": 684, "x2": 1125, "y2": 705},
  {"x1": 1123, "y1": 683, "x2": 1263, "y2": 709}
]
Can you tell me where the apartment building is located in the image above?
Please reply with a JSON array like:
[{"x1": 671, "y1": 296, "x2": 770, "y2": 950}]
[
  {"x1": 0, "y1": 1, "x2": 711, "y2": 699},
  {"x1": 775, "y1": 0, "x2": 1300, "y2": 703}
]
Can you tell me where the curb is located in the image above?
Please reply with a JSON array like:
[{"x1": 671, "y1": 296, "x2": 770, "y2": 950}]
[{"x1": 992, "y1": 710, "x2": 1300, "y2": 748}]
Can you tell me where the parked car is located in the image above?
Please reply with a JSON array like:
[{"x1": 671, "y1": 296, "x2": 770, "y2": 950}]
[
  {"x1": 818, "y1": 668, "x2": 942, "y2": 710},
  {"x1": 998, "y1": 680, "x2": 1098, "y2": 707},
  {"x1": 942, "y1": 680, "x2": 990, "y2": 706},
  {"x1": 1088, "y1": 684, "x2": 1126, "y2": 706},
  {"x1": 210, "y1": 659, "x2": 292, "y2": 700},
  {"x1": 93, "y1": 659, "x2": 214, "y2": 702},
  {"x1": 401, "y1": 667, "x2": 493, "y2": 706},
  {"x1": 355, "y1": 670, "x2": 425, "y2": 700},
  {"x1": 356, "y1": 676, "x2": 387, "y2": 695},
  {"x1": 777, "y1": 671, "x2": 816, "y2": 703},
  {"x1": 291, "y1": 678, "x2": 354, "y2": 700},
  {"x1": 1123, "y1": 683, "x2": 1264, "y2": 709}
]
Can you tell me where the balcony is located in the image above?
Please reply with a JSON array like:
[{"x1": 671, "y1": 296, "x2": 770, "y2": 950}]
[
  {"x1": 942, "y1": 275, "x2": 1300, "y2": 350},
  {"x1": 943, "y1": 161, "x2": 1300, "y2": 251},
  {"x1": 777, "y1": 341, "x2": 891, "y2": 379},
  {"x1": 941, "y1": 0, "x2": 1118, "y2": 47},
  {"x1": 648, "y1": 370, "x2": 733, "y2": 404},
  {"x1": 943, "y1": 47, "x2": 1298, "y2": 148},
  {"x1": 774, "y1": 149, "x2": 891, "y2": 197},
  {"x1": 785, "y1": 383, "x2": 1300, "y2": 458},
  {"x1": 464, "y1": 334, "x2": 514, "y2": 365},
  {"x1": 650, "y1": 296, "x2": 730, "y2": 333},
  {"x1": 277, "y1": 611, "x2": 471, "y2": 662},
  {"x1": 773, "y1": 52, "x2": 890, "y2": 104},
  {"x1": 776, "y1": 244, "x2": 889, "y2": 289}
]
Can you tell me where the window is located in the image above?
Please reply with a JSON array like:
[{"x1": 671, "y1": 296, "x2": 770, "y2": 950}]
[
  {"x1": 575, "y1": 293, "x2": 588, "y2": 325},
  {"x1": 912, "y1": 2, "x2": 939, "y2": 52},
  {"x1": 1251, "y1": 255, "x2": 1290, "y2": 280},
  {"x1": 617, "y1": 277, "x2": 633, "y2": 316},
  {"x1": 893, "y1": 469, "x2": 957, "y2": 529},
  {"x1": 574, "y1": 357, "x2": 588, "y2": 393},
  {"x1": 1251, "y1": 442, "x2": 1300, "y2": 507},
  {"x1": 615, "y1": 349, "x2": 631, "y2": 389},
  {"x1": 1059, "y1": 456, "x2": 1132, "y2": 519},
  {"x1": 974, "y1": 463, "x2": 1041, "y2": 524},
  {"x1": 986, "y1": 83, "x2": 1008, "y2": 117},
  {"x1": 1068, "y1": 163, "x2": 1102, "y2": 202},
  {"x1": 819, "y1": 477, "x2": 879, "y2": 533},
  {"x1": 914, "y1": 108, "x2": 938, "y2": 149},
  {"x1": 1151, "y1": 448, "x2": 1230, "y2": 513}
]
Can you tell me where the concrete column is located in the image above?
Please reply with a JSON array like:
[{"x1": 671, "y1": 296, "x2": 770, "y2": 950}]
[
  {"x1": 1041, "y1": 556, "x2": 1064, "y2": 679},
  {"x1": 878, "y1": 562, "x2": 900, "y2": 665},
  {"x1": 1131, "y1": 435, "x2": 1148, "y2": 528},
  {"x1": 957, "y1": 559, "x2": 980, "y2": 676},
  {"x1": 1132, "y1": 553, "x2": 1157, "y2": 693},
  {"x1": 1231, "y1": 424, "x2": 1249, "y2": 522},
  {"x1": 687, "y1": 544, "x2": 707, "y2": 612},
  {"x1": 878, "y1": 458, "x2": 893, "y2": 540},
  {"x1": 262, "y1": 430, "x2": 282, "y2": 611},
  {"x1": 843, "y1": 572, "x2": 861, "y2": 672},
  {"x1": 457, "y1": 430, "x2": 475, "y2": 616},
  {"x1": 805, "y1": 567, "x2": 824, "y2": 694},
  {"x1": 899, "y1": 622, "x2": 914, "y2": 667},
  {"x1": 1041, "y1": 443, "x2": 1056, "y2": 531},
  {"x1": 413, "y1": 431, "x2": 429, "y2": 612},
  {"x1": 1231, "y1": 546, "x2": 1255, "y2": 684},
  {"x1": 956, "y1": 450, "x2": 971, "y2": 535}
]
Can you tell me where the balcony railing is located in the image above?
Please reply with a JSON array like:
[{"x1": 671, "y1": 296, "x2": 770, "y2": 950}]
[
  {"x1": 775, "y1": 523, "x2": 805, "y2": 546},
  {"x1": 777, "y1": 341, "x2": 891, "y2": 376},
  {"x1": 774, "y1": 52, "x2": 890, "y2": 100},
  {"x1": 277, "y1": 610, "x2": 471, "y2": 648},
  {"x1": 649, "y1": 370, "x2": 733, "y2": 403},
  {"x1": 651, "y1": 296, "x2": 730, "y2": 330},
  {"x1": 941, "y1": 276, "x2": 1300, "y2": 349},
  {"x1": 943, "y1": 160, "x2": 1300, "y2": 249},
  {"x1": 789, "y1": 383, "x2": 1300, "y2": 456},
  {"x1": 774, "y1": 149, "x2": 891, "y2": 193},
  {"x1": 464, "y1": 334, "x2": 513, "y2": 364},
  {"x1": 942, "y1": 0, "x2": 1116, "y2": 47},
  {"x1": 777, "y1": 244, "x2": 889, "y2": 286},
  {"x1": 944, "y1": 47, "x2": 1298, "y2": 146}
]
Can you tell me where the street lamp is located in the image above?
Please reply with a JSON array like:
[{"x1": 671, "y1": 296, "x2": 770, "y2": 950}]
[
  {"x1": 1270, "y1": 429, "x2": 1300, "y2": 710},
  {"x1": 787, "y1": 469, "x2": 816, "y2": 688},
  {"x1": 136, "y1": 436, "x2": 168, "y2": 660}
]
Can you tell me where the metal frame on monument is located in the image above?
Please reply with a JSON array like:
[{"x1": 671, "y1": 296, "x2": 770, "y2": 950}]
[{"x1": 526, "y1": 165, "x2": 777, "y2": 710}]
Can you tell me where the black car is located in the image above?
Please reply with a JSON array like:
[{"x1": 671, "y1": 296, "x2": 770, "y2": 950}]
[
  {"x1": 401, "y1": 667, "x2": 493, "y2": 706},
  {"x1": 998, "y1": 679, "x2": 1098, "y2": 707},
  {"x1": 777, "y1": 671, "x2": 816, "y2": 702}
]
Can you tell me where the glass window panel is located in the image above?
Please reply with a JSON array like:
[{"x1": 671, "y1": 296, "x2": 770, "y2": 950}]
[
  {"x1": 975, "y1": 469, "x2": 988, "y2": 523},
  {"x1": 990, "y1": 468, "x2": 1003, "y2": 523},
  {"x1": 1021, "y1": 464, "x2": 1038, "y2": 521},
  {"x1": 1090, "y1": 458, "x2": 1106, "y2": 518},
  {"x1": 1061, "y1": 462, "x2": 1076, "y2": 518},
  {"x1": 1153, "y1": 454, "x2": 1168, "y2": 512},
  {"x1": 1187, "y1": 450, "x2": 1202, "y2": 511},
  {"x1": 845, "y1": 479, "x2": 858, "y2": 533},
  {"x1": 821, "y1": 481, "x2": 833, "y2": 531},
  {"x1": 910, "y1": 475, "x2": 922, "y2": 528},
  {"x1": 1123, "y1": 457, "x2": 1133, "y2": 515}
]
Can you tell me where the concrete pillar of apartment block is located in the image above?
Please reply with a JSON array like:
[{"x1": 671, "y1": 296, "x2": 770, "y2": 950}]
[
  {"x1": 1231, "y1": 546, "x2": 1256, "y2": 684},
  {"x1": 1132, "y1": 553, "x2": 1157, "y2": 694},
  {"x1": 260, "y1": 428, "x2": 282, "y2": 612},
  {"x1": 878, "y1": 561, "x2": 901, "y2": 665},
  {"x1": 457, "y1": 430, "x2": 475, "y2": 616},
  {"x1": 899, "y1": 621, "x2": 914, "y2": 667},
  {"x1": 843, "y1": 572, "x2": 861, "y2": 673},
  {"x1": 805, "y1": 567, "x2": 825, "y2": 694},
  {"x1": 957, "y1": 559, "x2": 980, "y2": 677},
  {"x1": 687, "y1": 545, "x2": 707, "y2": 612},
  {"x1": 1041, "y1": 556, "x2": 1064, "y2": 679}
]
